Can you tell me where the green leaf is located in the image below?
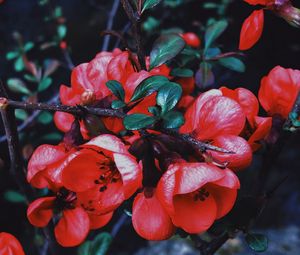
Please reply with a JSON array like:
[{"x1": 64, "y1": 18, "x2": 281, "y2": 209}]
[
  {"x1": 57, "y1": 24, "x2": 67, "y2": 39},
  {"x1": 90, "y1": 232, "x2": 112, "y2": 255},
  {"x1": 111, "y1": 100, "x2": 126, "y2": 109},
  {"x1": 24, "y1": 42, "x2": 34, "y2": 52},
  {"x1": 41, "y1": 132, "x2": 63, "y2": 141},
  {"x1": 15, "y1": 109, "x2": 28, "y2": 121},
  {"x1": 150, "y1": 34, "x2": 185, "y2": 69},
  {"x1": 148, "y1": 106, "x2": 160, "y2": 116},
  {"x1": 54, "y1": 6, "x2": 63, "y2": 18},
  {"x1": 162, "y1": 111, "x2": 184, "y2": 129},
  {"x1": 170, "y1": 68, "x2": 194, "y2": 77},
  {"x1": 24, "y1": 74, "x2": 38, "y2": 82},
  {"x1": 204, "y1": 47, "x2": 221, "y2": 58},
  {"x1": 7, "y1": 78, "x2": 31, "y2": 95},
  {"x1": 143, "y1": 16, "x2": 160, "y2": 32},
  {"x1": 38, "y1": 77, "x2": 52, "y2": 92},
  {"x1": 157, "y1": 82, "x2": 182, "y2": 114},
  {"x1": 204, "y1": 20, "x2": 228, "y2": 50},
  {"x1": 131, "y1": 75, "x2": 169, "y2": 102},
  {"x1": 78, "y1": 241, "x2": 92, "y2": 255},
  {"x1": 106, "y1": 80, "x2": 125, "y2": 101},
  {"x1": 245, "y1": 233, "x2": 268, "y2": 253},
  {"x1": 6, "y1": 51, "x2": 19, "y2": 60},
  {"x1": 142, "y1": 0, "x2": 162, "y2": 12},
  {"x1": 4, "y1": 190, "x2": 27, "y2": 204},
  {"x1": 14, "y1": 57, "x2": 25, "y2": 72},
  {"x1": 218, "y1": 57, "x2": 246, "y2": 72},
  {"x1": 124, "y1": 114, "x2": 156, "y2": 130},
  {"x1": 38, "y1": 111, "x2": 53, "y2": 124}
]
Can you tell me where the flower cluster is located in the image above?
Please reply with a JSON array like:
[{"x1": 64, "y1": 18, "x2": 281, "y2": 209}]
[{"x1": 25, "y1": 48, "x2": 300, "y2": 246}]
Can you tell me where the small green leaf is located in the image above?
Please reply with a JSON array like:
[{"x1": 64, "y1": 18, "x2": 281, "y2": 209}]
[
  {"x1": 218, "y1": 57, "x2": 246, "y2": 72},
  {"x1": 41, "y1": 132, "x2": 63, "y2": 141},
  {"x1": 204, "y1": 20, "x2": 228, "y2": 50},
  {"x1": 57, "y1": 24, "x2": 67, "y2": 39},
  {"x1": 54, "y1": 6, "x2": 63, "y2": 18},
  {"x1": 38, "y1": 77, "x2": 52, "y2": 92},
  {"x1": 15, "y1": 109, "x2": 28, "y2": 121},
  {"x1": 170, "y1": 68, "x2": 194, "y2": 77},
  {"x1": 4, "y1": 190, "x2": 27, "y2": 204},
  {"x1": 148, "y1": 106, "x2": 160, "y2": 116},
  {"x1": 150, "y1": 34, "x2": 185, "y2": 69},
  {"x1": 143, "y1": 16, "x2": 160, "y2": 32},
  {"x1": 106, "y1": 80, "x2": 125, "y2": 101},
  {"x1": 111, "y1": 100, "x2": 126, "y2": 109},
  {"x1": 124, "y1": 114, "x2": 156, "y2": 130},
  {"x1": 6, "y1": 51, "x2": 19, "y2": 60},
  {"x1": 157, "y1": 82, "x2": 182, "y2": 114},
  {"x1": 162, "y1": 111, "x2": 184, "y2": 129},
  {"x1": 142, "y1": 0, "x2": 162, "y2": 12},
  {"x1": 14, "y1": 57, "x2": 25, "y2": 72},
  {"x1": 77, "y1": 241, "x2": 92, "y2": 255},
  {"x1": 24, "y1": 42, "x2": 34, "y2": 52},
  {"x1": 205, "y1": 47, "x2": 221, "y2": 58},
  {"x1": 131, "y1": 75, "x2": 169, "y2": 102},
  {"x1": 7, "y1": 78, "x2": 31, "y2": 95},
  {"x1": 245, "y1": 233, "x2": 268, "y2": 253},
  {"x1": 90, "y1": 232, "x2": 112, "y2": 255},
  {"x1": 24, "y1": 74, "x2": 38, "y2": 82},
  {"x1": 38, "y1": 111, "x2": 53, "y2": 124}
]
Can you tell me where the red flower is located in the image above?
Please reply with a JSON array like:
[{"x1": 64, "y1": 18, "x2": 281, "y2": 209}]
[
  {"x1": 157, "y1": 163, "x2": 240, "y2": 233},
  {"x1": 0, "y1": 232, "x2": 25, "y2": 255},
  {"x1": 27, "y1": 188, "x2": 113, "y2": 247},
  {"x1": 220, "y1": 87, "x2": 272, "y2": 151},
  {"x1": 259, "y1": 66, "x2": 300, "y2": 118},
  {"x1": 180, "y1": 90, "x2": 252, "y2": 170},
  {"x1": 61, "y1": 134, "x2": 142, "y2": 214},
  {"x1": 239, "y1": 9, "x2": 264, "y2": 50},
  {"x1": 181, "y1": 32, "x2": 201, "y2": 48},
  {"x1": 132, "y1": 188, "x2": 176, "y2": 240}
]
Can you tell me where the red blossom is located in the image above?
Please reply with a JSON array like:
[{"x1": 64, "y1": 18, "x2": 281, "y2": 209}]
[
  {"x1": 239, "y1": 9, "x2": 264, "y2": 50},
  {"x1": 0, "y1": 232, "x2": 25, "y2": 255},
  {"x1": 258, "y1": 66, "x2": 300, "y2": 118},
  {"x1": 61, "y1": 134, "x2": 142, "y2": 214},
  {"x1": 157, "y1": 163, "x2": 240, "y2": 233}
]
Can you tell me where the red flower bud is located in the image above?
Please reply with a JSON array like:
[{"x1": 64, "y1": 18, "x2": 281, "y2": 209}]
[{"x1": 181, "y1": 32, "x2": 201, "y2": 48}]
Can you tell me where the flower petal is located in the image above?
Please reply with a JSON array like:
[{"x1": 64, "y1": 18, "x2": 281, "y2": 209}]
[
  {"x1": 171, "y1": 192, "x2": 217, "y2": 233},
  {"x1": 132, "y1": 191, "x2": 175, "y2": 240},
  {"x1": 0, "y1": 232, "x2": 25, "y2": 255},
  {"x1": 54, "y1": 207, "x2": 90, "y2": 247},
  {"x1": 210, "y1": 135, "x2": 253, "y2": 171},
  {"x1": 88, "y1": 212, "x2": 113, "y2": 230},
  {"x1": 196, "y1": 96, "x2": 246, "y2": 140},
  {"x1": 248, "y1": 116, "x2": 272, "y2": 150},
  {"x1": 239, "y1": 10, "x2": 264, "y2": 50},
  {"x1": 27, "y1": 197, "x2": 55, "y2": 227}
]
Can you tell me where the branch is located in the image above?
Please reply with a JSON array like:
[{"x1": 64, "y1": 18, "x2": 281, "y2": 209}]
[
  {"x1": 161, "y1": 128, "x2": 234, "y2": 154},
  {"x1": 102, "y1": 0, "x2": 121, "y2": 51},
  {"x1": 120, "y1": 0, "x2": 146, "y2": 70}
]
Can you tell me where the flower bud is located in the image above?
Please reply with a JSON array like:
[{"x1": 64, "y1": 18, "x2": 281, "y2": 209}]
[
  {"x1": 80, "y1": 89, "x2": 96, "y2": 105},
  {"x1": 0, "y1": 97, "x2": 8, "y2": 110}
]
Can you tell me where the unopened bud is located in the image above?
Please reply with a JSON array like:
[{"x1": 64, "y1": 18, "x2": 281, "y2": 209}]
[
  {"x1": 0, "y1": 97, "x2": 8, "y2": 110},
  {"x1": 80, "y1": 90, "x2": 96, "y2": 105}
]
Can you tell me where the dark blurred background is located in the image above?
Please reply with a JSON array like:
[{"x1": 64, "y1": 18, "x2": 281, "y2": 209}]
[{"x1": 0, "y1": 0, "x2": 300, "y2": 254}]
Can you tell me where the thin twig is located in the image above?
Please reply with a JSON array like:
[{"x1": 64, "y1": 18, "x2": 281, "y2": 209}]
[
  {"x1": 102, "y1": 0, "x2": 121, "y2": 51},
  {"x1": 120, "y1": 0, "x2": 146, "y2": 70}
]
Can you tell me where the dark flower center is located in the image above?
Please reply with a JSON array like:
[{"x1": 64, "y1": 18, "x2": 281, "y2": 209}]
[
  {"x1": 55, "y1": 188, "x2": 77, "y2": 211},
  {"x1": 193, "y1": 188, "x2": 210, "y2": 202}
]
